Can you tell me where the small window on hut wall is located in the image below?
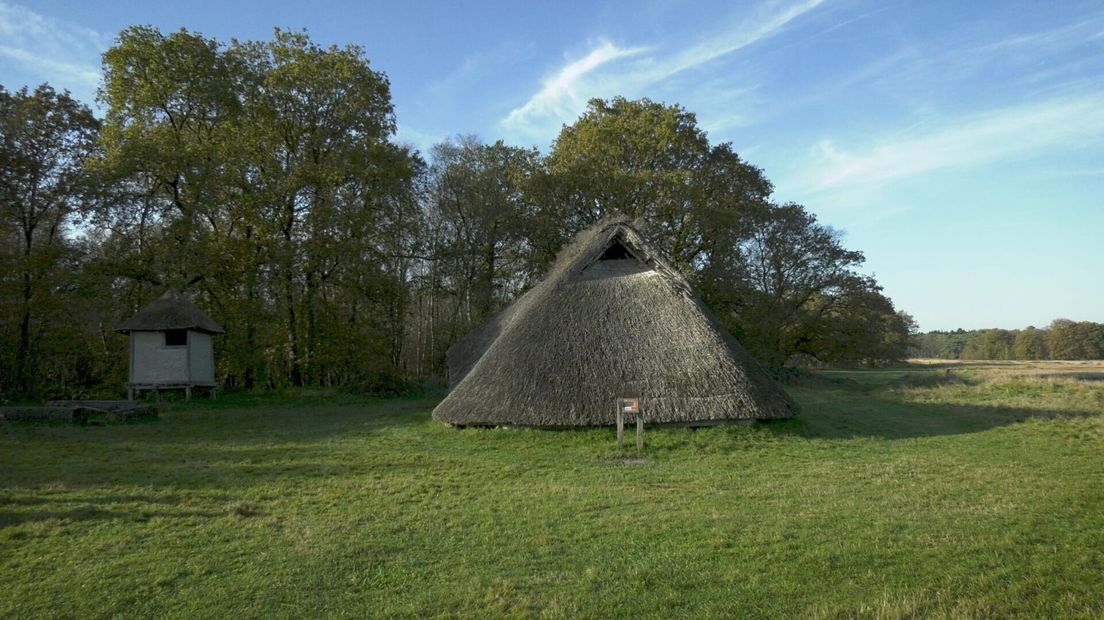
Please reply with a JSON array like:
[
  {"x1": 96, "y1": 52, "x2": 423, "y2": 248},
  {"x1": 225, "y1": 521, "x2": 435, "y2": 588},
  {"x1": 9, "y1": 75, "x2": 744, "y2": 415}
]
[{"x1": 164, "y1": 329, "x2": 188, "y2": 347}]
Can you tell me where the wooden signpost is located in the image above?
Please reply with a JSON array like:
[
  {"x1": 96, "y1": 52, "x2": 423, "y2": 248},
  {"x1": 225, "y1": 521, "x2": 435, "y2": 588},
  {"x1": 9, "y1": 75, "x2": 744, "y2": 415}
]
[{"x1": 616, "y1": 398, "x2": 644, "y2": 449}]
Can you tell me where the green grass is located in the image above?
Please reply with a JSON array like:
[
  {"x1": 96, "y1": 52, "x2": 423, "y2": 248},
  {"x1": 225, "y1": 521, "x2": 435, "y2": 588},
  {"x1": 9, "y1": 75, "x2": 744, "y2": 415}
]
[{"x1": 2, "y1": 365, "x2": 1103, "y2": 618}]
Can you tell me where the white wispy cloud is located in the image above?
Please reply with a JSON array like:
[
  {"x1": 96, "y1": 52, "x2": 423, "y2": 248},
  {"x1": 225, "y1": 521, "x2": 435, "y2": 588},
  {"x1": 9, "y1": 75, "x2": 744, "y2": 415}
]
[
  {"x1": 0, "y1": 2, "x2": 108, "y2": 103},
  {"x1": 652, "y1": 0, "x2": 825, "y2": 81},
  {"x1": 800, "y1": 93, "x2": 1104, "y2": 193},
  {"x1": 850, "y1": 12, "x2": 1104, "y2": 101},
  {"x1": 501, "y1": 40, "x2": 646, "y2": 139},
  {"x1": 976, "y1": 13, "x2": 1104, "y2": 54},
  {"x1": 499, "y1": 0, "x2": 825, "y2": 145}
]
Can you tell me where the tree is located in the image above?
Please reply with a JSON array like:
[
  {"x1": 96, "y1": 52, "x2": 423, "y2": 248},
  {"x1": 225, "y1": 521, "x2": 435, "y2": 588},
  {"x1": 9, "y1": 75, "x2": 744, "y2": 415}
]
[
  {"x1": 232, "y1": 29, "x2": 405, "y2": 386},
  {"x1": 545, "y1": 97, "x2": 772, "y2": 274},
  {"x1": 1012, "y1": 326, "x2": 1048, "y2": 360},
  {"x1": 962, "y1": 329, "x2": 1014, "y2": 360},
  {"x1": 799, "y1": 283, "x2": 917, "y2": 364},
  {"x1": 0, "y1": 84, "x2": 100, "y2": 396},
  {"x1": 1047, "y1": 319, "x2": 1104, "y2": 360},
  {"x1": 96, "y1": 27, "x2": 420, "y2": 389},
  {"x1": 719, "y1": 200, "x2": 892, "y2": 364},
  {"x1": 429, "y1": 138, "x2": 539, "y2": 308}
]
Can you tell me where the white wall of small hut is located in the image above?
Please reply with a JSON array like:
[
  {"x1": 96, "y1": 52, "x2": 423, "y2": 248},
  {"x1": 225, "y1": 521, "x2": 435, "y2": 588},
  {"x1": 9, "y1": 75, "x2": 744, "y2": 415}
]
[
  {"x1": 129, "y1": 330, "x2": 214, "y2": 385},
  {"x1": 188, "y1": 331, "x2": 214, "y2": 383}
]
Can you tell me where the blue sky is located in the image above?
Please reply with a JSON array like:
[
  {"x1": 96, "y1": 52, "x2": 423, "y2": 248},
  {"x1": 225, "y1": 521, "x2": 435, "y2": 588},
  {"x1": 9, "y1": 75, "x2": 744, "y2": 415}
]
[{"x1": 3, "y1": 0, "x2": 1102, "y2": 331}]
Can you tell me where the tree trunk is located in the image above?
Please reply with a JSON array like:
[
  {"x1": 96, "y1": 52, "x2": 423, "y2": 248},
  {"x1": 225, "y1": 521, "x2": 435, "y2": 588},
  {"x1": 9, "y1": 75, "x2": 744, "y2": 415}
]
[
  {"x1": 304, "y1": 270, "x2": 317, "y2": 385},
  {"x1": 15, "y1": 224, "x2": 35, "y2": 395},
  {"x1": 285, "y1": 269, "x2": 302, "y2": 387}
]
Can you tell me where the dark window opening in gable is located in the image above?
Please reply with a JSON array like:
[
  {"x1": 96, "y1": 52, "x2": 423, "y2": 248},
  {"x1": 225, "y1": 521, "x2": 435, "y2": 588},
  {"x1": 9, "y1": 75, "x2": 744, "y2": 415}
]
[
  {"x1": 165, "y1": 329, "x2": 188, "y2": 347},
  {"x1": 600, "y1": 241, "x2": 633, "y2": 260}
]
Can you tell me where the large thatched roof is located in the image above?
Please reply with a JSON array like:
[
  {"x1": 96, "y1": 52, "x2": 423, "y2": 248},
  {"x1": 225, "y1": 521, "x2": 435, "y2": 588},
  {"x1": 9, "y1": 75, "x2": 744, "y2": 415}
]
[
  {"x1": 116, "y1": 289, "x2": 224, "y2": 334},
  {"x1": 433, "y1": 218, "x2": 798, "y2": 427}
]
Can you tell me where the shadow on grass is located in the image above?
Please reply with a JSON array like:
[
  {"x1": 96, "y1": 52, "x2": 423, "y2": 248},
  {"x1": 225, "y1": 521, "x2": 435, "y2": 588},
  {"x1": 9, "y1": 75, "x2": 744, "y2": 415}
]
[
  {"x1": 776, "y1": 385, "x2": 1099, "y2": 440},
  {"x1": 0, "y1": 395, "x2": 444, "y2": 510},
  {"x1": 0, "y1": 491, "x2": 250, "y2": 528},
  {"x1": 0, "y1": 506, "x2": 227, "y2": 528},
  {"x1": 0, "y1": 394, "x2": 438, "y2": 444}
]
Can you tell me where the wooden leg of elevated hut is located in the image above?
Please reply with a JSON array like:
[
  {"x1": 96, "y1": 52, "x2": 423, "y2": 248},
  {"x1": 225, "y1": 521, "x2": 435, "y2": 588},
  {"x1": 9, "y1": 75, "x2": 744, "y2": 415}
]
[
  {"x1": 185, "y1": 386, "x2": 192, "y2": 401},
  {"x1": 157, "y1": 390, "x2": 163, "y2": 407},
  {"x1": 636, "y1": 416, "x2": 644, "y2": 450},
  {"x1": 210, "y1": 387, "x2": 217, "y2": 400},
  {"x1": 127, "y1": 387, "x2": 134, "y2": 401}
]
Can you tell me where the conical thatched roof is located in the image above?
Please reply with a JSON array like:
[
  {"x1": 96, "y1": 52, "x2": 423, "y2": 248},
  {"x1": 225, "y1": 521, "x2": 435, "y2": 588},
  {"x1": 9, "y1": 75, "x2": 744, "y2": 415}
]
[
  {"x1": 115, "y1": 289, "x2": 224, "y2": 334},
  {"x1": 433, "y1": 218, "x2": 798, "y2": 427}
]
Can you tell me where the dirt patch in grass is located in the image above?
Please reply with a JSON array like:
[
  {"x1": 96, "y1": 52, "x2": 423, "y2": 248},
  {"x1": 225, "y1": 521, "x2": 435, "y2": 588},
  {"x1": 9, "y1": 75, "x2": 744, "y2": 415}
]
[{"x1": 223, "y1": 501, "x2": 262, "y2": 518}]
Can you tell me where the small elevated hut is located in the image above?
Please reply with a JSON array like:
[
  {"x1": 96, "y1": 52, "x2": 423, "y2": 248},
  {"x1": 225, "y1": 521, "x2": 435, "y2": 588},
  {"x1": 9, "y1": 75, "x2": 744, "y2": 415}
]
[
  {"x1": 116, "y1": 289, "x2": 224, "y2": 400},
  {"x1": 432, "y1": 218, "x2": 799, "y2": 427}
]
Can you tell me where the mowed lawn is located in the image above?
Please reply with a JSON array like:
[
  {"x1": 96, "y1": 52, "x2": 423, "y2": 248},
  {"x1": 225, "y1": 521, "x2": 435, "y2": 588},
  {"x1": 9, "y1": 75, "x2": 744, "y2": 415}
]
[{"x1": 2, "y1": 364, "x2": 1103, "y2": 618}]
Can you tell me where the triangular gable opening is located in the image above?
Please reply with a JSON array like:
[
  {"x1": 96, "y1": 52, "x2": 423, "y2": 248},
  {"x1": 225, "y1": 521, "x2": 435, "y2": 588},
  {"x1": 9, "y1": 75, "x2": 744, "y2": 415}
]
[
  {"x1": 599, "y1": 240, "x2": 634, "y2": 261},
  {"x1": 579, "y1": 235, "x2": 652, "y2": 280}
]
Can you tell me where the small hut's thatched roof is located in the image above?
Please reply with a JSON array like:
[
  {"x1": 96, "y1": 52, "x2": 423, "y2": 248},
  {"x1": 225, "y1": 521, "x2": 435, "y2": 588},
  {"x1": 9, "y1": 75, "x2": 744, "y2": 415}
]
[
  {"x1": 433, "y1": 218, "x2": 798, "y2": 427},
  {"x1": 115, "y1": 289, "x2": 224, "y2": 334}
]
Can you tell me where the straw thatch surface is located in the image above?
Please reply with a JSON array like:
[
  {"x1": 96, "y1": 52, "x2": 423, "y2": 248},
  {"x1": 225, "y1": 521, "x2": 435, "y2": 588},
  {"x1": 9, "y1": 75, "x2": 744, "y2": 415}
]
[
  {"x1": 116, "y1": 289, "x2": 224, "y2": 334},
  {"x1": 433, "y1": 218, "x2": 799, "y2": 427}
]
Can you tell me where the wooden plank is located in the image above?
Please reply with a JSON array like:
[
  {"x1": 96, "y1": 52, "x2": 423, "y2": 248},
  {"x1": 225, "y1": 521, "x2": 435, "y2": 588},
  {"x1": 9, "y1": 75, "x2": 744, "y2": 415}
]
[
  {"x1": 618, "y1": 403, "x2": 627, "y2": 445},
  {"x1": 0, "y1": 407, "x2": 85, "y2": 423},
  {"x1": 46, "y1": 400, "x2": 139, "y2": 411}
]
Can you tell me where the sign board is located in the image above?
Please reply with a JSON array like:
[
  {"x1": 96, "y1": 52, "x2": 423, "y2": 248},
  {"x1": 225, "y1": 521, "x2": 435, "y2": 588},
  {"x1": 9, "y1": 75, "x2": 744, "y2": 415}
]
[
  {"x1": 615, "y1": 398, "x2": 644, "y2": 450},
  {"x1": 619, "y1": 398, "x2": 640, "y2": 415}
]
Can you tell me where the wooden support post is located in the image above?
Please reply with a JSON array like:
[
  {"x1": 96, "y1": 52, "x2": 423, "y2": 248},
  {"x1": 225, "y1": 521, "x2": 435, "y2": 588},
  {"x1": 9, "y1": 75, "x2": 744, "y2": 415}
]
[
  {"x1": 210, "y1": 387, "x2": 217, "y2": 400},
  {"x1": 185, "y1": 386, "x2": 192, "y2": 401},
  {"x1": 636, "y1": 415, "x2": 644, "y2": 450},
  {"x1": 616, "y1": 403, "x2": 625, "y2": 449},
  {"x1": 127, "y1": 387, "x2": 134, "y2": 401},
  {"x1": 156, "y1": 390, "x2": 163, "y2": 407}
]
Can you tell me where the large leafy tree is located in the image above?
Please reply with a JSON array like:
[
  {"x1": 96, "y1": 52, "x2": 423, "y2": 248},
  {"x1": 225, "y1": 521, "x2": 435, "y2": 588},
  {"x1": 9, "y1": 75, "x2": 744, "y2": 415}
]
[
  {"x1": 231, "y1": 29, "x2": 410, "y2": 386},
  {"x1": 406, "y1": 136, "x2": 541, "y2": 377},
  {"x1": 428, "y1": 137, "x2": 540, "y2": 318},
  {"x1": 722, "y1": 202, "x2": 900, "y2": 366},
  {"x1": 98, "y1": 26, "x2": 240, "y2": 288},
  {"x1": 546, "y1": 97, "x2": 772, "y2": 274},
  {"x1": 96, "y1": 27, "x2": 420, "y2": 389},
  {"x1": 1012, "y1": 326, "x2": 1048, "y2": 360},
  {"x1": 1047, "y1": 319, "x2": 1104, "y2": 360},
  {"x1": 0, "y1": 85, "x2": 100, "y2": 396}
]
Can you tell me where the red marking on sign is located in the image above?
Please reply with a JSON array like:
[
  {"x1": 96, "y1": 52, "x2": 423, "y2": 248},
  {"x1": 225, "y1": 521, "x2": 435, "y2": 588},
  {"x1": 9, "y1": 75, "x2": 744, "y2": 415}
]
[{"x1": 620, "y1": 398, "x2": 640, "y2": 414}]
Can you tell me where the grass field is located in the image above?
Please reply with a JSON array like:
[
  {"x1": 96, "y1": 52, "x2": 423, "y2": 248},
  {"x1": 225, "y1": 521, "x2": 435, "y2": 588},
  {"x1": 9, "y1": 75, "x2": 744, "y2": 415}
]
[{"x1": 2, "y1": 361, "x2": 1103, "y2": 618}]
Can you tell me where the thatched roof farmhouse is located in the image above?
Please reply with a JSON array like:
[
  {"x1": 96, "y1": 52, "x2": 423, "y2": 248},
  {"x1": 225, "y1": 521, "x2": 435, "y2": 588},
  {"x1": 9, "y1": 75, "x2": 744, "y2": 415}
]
[{"x1": 433, "y1": 218, "x2": 799, "y2": 427}]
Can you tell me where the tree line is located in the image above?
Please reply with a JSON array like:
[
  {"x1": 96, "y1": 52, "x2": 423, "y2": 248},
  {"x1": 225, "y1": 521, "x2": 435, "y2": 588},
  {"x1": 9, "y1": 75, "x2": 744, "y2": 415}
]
[
  {"x1": 0, "y1": 27, "x2": 915, "y2": 400},
  {"x1": 912, "y1": 320, "x2": 1104, "y2": 360}
]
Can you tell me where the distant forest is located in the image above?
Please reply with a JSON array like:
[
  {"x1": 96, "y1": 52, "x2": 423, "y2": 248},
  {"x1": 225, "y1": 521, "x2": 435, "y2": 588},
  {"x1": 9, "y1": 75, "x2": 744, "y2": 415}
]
[
  {"x1": 1, "y1": 27, "x2": 917, "y2": 400},
  {"x1": 912, "y1": 320, "x2": 1104, "y2": 360}
]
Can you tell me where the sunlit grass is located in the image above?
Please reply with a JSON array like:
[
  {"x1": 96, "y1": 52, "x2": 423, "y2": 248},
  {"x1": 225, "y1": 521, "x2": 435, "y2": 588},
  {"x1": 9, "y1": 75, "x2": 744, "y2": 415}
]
[{"x1": 2, "y1": 364, "x2": 1102, "y2": 618}]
